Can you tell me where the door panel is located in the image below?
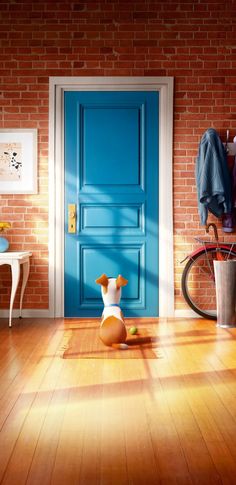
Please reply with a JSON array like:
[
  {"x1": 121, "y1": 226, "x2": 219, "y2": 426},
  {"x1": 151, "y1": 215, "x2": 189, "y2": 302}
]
[
  {"x1": 82, "y1": 105, "x2": 140, "y2": 187},
  {"x1": 64, "y1": 90, "x2": 159, "y2": 317},
  {"x1": 80, "y1": 203, "x2": 143, "y2": 234}
]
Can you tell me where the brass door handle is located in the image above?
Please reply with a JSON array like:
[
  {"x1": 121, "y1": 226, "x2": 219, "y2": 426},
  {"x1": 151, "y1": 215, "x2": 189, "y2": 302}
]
[{"x1": 68, "y1": 204, "x2": 76, "y2": 233}]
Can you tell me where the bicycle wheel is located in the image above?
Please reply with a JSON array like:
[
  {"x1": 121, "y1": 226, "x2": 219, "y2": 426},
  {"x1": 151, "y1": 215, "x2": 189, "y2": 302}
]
[{"x1": 181, "y1": 247, "x2": 236, "y2": 319}]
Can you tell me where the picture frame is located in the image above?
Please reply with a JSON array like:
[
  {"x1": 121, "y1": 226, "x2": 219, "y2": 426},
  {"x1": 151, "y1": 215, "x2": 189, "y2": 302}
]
[{"x1": 0, "y1": 128, "x2": 37, "y2": 194}]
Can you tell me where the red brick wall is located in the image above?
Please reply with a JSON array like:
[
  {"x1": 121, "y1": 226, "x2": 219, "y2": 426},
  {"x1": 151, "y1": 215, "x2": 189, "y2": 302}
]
[{"x1": 0, "y1": 0, "x2": 236, "y2": 312}]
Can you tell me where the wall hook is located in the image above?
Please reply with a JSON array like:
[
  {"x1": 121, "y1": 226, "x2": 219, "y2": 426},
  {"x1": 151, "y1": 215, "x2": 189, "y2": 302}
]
[{"x1": 225, "y1": 129, "x2": 230, "y2": 153}]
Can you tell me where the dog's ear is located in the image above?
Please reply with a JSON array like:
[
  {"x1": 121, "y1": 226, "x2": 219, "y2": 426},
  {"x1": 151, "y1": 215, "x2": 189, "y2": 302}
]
[
  {"x1": 116, "y1": 275, "x2": 128, "y2": 289},
  {"x1": 95, "y1": 274, "x2": 109, "y2": 292}
]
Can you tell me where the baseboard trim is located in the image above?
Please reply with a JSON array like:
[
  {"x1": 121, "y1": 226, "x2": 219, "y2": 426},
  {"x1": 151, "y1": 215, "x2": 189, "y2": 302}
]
[
  {"x1": 174, "y1": 309, "x2": 203, "y2": 318},
  {"x1": 0, "y1": 309, "x2": 52, "y2": 319},
  {"x1": 0, "y1": 309, "x2": 205, "y2": 320}
]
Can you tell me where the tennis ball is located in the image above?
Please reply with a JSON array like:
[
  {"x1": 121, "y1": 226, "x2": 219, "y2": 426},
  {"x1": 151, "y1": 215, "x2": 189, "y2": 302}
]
[{"x1": 129, "y1": 326, "x2": 138, "y2": 335}]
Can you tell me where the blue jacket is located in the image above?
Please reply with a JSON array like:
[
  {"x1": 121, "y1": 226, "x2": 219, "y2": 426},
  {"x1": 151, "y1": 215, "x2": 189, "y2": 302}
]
[{"x1": 196, "y1": 128, "x2": 232, "y2": 225}]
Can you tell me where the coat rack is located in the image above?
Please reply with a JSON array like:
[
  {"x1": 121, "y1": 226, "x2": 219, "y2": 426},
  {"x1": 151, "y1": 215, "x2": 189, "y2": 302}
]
[
  {"x1": 224, "y1": 130, "x2": 236, "y2": 156},
  {"x1": 224, "y1": 143, "x2": 236, "y2": 156}
]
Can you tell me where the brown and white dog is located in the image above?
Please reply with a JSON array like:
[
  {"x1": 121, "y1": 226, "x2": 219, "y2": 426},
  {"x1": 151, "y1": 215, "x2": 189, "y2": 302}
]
[{"x1": 95, "y1": 274, "x2": 128, "y2": 348}]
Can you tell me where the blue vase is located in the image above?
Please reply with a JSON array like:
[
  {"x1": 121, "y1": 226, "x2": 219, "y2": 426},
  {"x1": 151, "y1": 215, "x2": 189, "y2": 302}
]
[{"x1": 0, "y1": 237, "x2": 9, "y2": 252}]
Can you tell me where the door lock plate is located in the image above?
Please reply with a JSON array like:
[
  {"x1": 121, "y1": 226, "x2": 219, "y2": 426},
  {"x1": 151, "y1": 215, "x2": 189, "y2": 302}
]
[{"x1": 68, "y1": 204, "x2": 76, "y2": 233}]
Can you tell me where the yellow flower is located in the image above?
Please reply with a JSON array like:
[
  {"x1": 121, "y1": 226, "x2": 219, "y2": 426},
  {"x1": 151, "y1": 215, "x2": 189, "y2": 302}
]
[{"x1": 0, "y1": 222, "x2": 11, "y2": 232}]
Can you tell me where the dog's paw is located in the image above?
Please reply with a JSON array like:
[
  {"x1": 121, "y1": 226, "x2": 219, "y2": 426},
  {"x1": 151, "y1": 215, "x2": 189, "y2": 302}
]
[{"x1": 112, "y1": 343, "x2": 129, "y2": 350}]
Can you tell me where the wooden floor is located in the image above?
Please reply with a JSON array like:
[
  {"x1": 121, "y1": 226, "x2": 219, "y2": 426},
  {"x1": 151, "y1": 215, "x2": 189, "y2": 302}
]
[{"x1": 0, "y1": 317, "x2": 236, "y2": 484}]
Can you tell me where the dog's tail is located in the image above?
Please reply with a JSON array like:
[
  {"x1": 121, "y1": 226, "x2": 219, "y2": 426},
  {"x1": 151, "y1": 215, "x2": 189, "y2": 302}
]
[{"x1": 112, "y1": 343, "x2": 129, "y2": 350}]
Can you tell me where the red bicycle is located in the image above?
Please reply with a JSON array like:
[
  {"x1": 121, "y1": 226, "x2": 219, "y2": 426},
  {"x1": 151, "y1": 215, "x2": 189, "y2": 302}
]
[{"x1": 180, "y1": 223, "x2": 236, "y2": 319}]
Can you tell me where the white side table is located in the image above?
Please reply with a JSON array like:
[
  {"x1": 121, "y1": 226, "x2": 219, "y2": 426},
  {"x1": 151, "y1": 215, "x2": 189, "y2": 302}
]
[{"x1": 0, "y1": 251, "x2": 32, "y2": 327}]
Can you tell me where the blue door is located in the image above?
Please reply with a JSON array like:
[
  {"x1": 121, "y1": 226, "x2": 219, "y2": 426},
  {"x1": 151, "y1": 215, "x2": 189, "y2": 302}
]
[{"x1": 64, "y1": 91, "x2": 159, "y2": 317}]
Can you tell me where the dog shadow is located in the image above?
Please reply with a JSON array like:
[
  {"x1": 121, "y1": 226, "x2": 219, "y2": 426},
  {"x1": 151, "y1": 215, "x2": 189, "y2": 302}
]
[{"x1": 126, "y1": 336, "x2": 157, "y2": 347}]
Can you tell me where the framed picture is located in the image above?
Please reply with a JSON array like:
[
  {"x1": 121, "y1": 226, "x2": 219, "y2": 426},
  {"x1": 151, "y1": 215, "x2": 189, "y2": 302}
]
[{"x1": 0, "y1": 128, "x2": 37, "y2": 194}]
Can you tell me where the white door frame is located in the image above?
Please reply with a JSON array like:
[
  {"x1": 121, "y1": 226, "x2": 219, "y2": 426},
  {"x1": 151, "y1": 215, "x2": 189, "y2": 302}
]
[{"x1": 48, "y1": 77, "x2": 174, "y2": 318}]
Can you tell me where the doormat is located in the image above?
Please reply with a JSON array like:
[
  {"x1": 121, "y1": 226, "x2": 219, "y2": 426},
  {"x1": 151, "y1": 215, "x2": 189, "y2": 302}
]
[{"x1": 61, "y1": 326, "x2": 160, "y2": 360}]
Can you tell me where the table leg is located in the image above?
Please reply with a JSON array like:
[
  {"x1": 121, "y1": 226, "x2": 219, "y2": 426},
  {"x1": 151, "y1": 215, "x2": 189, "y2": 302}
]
[
  {"x1": 9, "y1": 260, "x2": 20, "y2": 327},
  {"x1": 19, "y1": 259, "x2": 30, "y2": 318}
]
